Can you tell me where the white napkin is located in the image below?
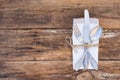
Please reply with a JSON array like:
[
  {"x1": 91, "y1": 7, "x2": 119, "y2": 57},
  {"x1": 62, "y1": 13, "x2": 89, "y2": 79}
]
[{"x1": 72, "y1": 10, "x2": 102, "y2": 71}]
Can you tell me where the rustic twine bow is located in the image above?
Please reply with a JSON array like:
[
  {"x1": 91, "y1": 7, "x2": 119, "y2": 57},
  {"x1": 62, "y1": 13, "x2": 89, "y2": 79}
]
[
  {"x1": 65, "y1": 37, "x2": 99, "y2": 48},
  {"x1": 65, "y1": 25, "x2": 102, "y2": 71},
  {"x1": 65, "y1": 37, "x2": 98, "y2": 70}
]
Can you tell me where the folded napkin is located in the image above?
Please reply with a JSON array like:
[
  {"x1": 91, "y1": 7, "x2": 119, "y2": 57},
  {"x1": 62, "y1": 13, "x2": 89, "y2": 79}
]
[{"x1": 72, "y1": 10, "x2": 102, "y2": 71}]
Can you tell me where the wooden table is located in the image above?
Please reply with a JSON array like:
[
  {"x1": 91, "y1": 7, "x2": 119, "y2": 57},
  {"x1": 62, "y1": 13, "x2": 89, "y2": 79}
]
[{"x1": 0, "y1": 0, "x2": 120, "y2": 80}]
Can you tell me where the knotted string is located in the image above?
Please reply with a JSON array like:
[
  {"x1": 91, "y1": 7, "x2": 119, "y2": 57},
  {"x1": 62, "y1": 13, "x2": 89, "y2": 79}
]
[
  {"x1": 65, "y1": 37, "x2": 98, "y2": 70},
  {"x1": 65, "y1": 37, "x2": 99, "y2": 48}
]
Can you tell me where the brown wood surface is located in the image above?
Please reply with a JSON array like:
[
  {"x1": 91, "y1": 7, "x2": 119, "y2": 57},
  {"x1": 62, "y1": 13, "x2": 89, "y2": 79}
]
[
  {"x1": 0, "y1": 61, "x2": 120, "y2": 80},
  {"x1": 0, "y1": 0, "x2": 120, "y2": 29},
  {"x1": 0, "y1": 0, "x2": 120, "y2": 80},
  {"x1": 0, "y1": 29, "x2": 119, "y2": 61}
]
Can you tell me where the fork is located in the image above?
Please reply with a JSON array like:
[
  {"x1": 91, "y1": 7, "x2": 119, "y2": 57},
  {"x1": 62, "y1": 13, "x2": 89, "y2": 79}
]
[{"x1": 73, "y1": 24, "x2": 83, "y2": 43}]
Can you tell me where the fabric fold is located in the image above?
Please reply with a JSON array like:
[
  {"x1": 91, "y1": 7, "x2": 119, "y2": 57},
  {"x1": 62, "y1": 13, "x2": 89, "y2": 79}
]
[{"x1": 71, "y1": 9, "x2": 102, "y2": 71}]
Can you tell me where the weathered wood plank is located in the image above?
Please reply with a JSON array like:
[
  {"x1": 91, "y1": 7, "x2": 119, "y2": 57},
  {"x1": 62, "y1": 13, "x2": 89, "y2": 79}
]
[
  {"x1": 0, "y1": 61, "x2": 120, "y2": 79},
  {"x1": 76, "y1": 71, "x2": 120, "y2": 80},
  {"x1": 0, "y1": 29, "x2": 119, "y2": 61},
  {"x1": 0, "y1": 0, "x2": 120, "y2": 29},
  {"x1": 0, "y1": 0, "x2": 119, "y2": 80},
  {"x1": 0, "y1": 75, "x2": 72, "y2": 80}
]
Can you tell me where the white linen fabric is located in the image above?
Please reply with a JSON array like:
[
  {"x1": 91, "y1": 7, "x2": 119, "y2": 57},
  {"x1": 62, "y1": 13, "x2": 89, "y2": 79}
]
[{"x1": 72, "y1": 10, "x2": 102, "y2": 71}]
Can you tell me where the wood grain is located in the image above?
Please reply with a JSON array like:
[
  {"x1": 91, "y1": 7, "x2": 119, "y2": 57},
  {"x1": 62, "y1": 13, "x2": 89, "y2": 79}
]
[
  {"x1": 0, "y1": 76, "x2": 72, "y2": 80},
  {"x1": 0, "y1": 0, "x2": 120, "y2": 29},
  {"x1": 0, "y1": 61, "x2": 120, "y2": 80},
  {"x1": 0, "y1": 0, "x2": 120, "y2": 80},
  {"x1": 0, "y1": 29, "x2": 119, "y2": 61}
]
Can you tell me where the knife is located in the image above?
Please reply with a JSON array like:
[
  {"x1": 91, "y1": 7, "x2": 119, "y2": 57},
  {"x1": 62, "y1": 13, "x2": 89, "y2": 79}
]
[
  {"x1": 83, "y1": 9, "x2": 91, "y2": 69},
  {"x1": 74, "y1": 9, "x2": 102, "y2": 70}
]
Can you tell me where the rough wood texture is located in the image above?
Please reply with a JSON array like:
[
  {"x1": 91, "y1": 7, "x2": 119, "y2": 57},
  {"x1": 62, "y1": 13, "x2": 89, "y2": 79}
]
[
  {"x1": 0, "y1": 0, "x2": 120, "y2": 29},
  {"x1": 0, "y1": 0, "x2": 120, "y2": 80},
  {"x1": 0, "y1": 61, "x2": 120, "y2": 80},
  {"x1": 0, "y1": 29, "x2": 119, "y2": 61}
]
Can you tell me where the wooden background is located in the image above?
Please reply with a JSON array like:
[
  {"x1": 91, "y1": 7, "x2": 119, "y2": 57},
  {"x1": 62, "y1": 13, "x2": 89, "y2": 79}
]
[{"x1": 0, "y1": 0, "x2": 120, "y2": 80}]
